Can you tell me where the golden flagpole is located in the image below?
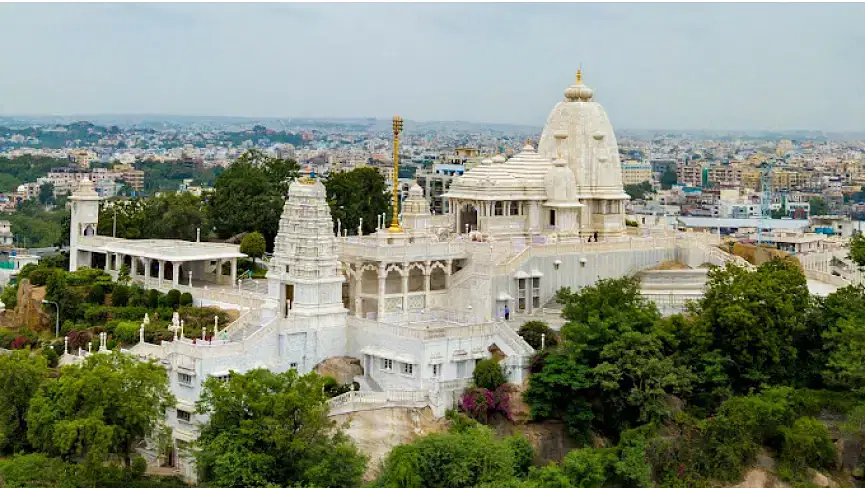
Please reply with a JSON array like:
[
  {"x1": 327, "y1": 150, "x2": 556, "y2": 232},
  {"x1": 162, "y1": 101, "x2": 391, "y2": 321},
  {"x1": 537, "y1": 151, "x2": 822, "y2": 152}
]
[{"x1": 389, "y1": 115, "x2": 404, "y2": 233}]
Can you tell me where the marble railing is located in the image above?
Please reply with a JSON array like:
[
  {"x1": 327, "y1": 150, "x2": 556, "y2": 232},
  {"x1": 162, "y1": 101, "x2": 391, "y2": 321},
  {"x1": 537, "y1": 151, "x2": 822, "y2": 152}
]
[
  {"x1": 348, "y1": 316, "x2": 495, "y2": 341},
  {"x1": 804, "y1": 269, "x2": 851, "y2": 288},
  {"x1": 495, "y1": 235, "x2": 685, "y2": 275},
  {"x1": 493, "y1": 321, "x2": 535, "y2": 357},
  {"x1": 149, "y1": 282, "x2": 266, "y2": 309},
  {"x1": 337, "y1": 239, "x2": 468, "y2": 262},
  {"x1": 327, "y1": 389, "x2": 430, "y2": 415}
]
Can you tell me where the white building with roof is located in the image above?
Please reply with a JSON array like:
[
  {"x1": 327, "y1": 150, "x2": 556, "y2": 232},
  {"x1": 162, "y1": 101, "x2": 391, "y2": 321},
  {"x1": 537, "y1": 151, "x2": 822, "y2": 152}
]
[{"x1": 59, "y1": 72, "x2": 752, "y2": 482}]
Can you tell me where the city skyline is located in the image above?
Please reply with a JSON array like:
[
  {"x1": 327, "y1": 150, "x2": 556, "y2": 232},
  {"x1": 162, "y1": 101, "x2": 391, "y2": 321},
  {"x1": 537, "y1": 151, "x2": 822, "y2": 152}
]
[{"x1": 2, "y1": 3, "x2": 865, "y2": 132}]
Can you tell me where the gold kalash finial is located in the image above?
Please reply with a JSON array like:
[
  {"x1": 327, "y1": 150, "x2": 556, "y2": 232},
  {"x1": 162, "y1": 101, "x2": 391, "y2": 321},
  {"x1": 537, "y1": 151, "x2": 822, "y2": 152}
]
[
  {"x1": 389, "y1": 115, "x2": 404, "y2": 233},
  {"x1": 576, "y1": 69, "x2": 582, "y2": 84}
]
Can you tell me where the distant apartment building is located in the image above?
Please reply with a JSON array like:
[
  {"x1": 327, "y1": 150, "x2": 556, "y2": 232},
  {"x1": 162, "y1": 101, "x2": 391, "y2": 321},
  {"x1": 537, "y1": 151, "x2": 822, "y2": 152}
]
[
  {"x1": 676, "y1": 162, "x2": 704, "y2": 187},
  {"x1": 621, "y1": 160, "x2": 652, "y2": 185},
  {"x1": 112, "y1": 164, "x2": 145, "y2": 192},
  {"x1": 705, "y1": 165, "x2": 740, "y2": 188},
  {"x1": 771, "y1": 170, "x2": 806, "y2": 192},
  {"x1": 416, "y1": 163, "x2": 466, "y2": 214},
  {"x1": 14, "y1": 182, "x2": 40, "y2": 202},
  {"x1": 69, "y1": 149, "x2": 98, "y2": 169}
]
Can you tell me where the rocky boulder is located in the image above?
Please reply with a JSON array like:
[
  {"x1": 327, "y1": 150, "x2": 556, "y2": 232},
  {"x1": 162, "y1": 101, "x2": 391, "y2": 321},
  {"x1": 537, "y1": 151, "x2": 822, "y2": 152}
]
[{"x1": 315, "y1": 356, "x2": 363, "y2": 384}]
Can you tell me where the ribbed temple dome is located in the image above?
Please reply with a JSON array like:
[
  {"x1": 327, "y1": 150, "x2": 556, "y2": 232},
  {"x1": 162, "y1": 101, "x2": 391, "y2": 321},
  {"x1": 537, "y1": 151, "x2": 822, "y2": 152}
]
[{"x1": 500, "y1": 141, "x2": 554, "y2": 189}]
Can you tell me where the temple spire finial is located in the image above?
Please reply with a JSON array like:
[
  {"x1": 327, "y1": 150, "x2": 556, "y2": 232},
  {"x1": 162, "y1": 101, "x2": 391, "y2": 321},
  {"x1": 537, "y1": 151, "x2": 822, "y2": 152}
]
[{"x1": 576, "y1": 69, "x2": 582, "y2": 85}]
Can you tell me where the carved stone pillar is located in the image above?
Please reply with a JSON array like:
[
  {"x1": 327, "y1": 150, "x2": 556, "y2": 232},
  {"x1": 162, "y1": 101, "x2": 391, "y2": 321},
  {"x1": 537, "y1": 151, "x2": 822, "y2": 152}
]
[
  {"x1": 423, "y1": 260, "x2": 432, "y2": 310},
  {"x1": 377, "y1": 263, "x2": 386, "y2": 318},
  {"x1": 401, "y1": 263, "x2": 409, "y2": 312}
]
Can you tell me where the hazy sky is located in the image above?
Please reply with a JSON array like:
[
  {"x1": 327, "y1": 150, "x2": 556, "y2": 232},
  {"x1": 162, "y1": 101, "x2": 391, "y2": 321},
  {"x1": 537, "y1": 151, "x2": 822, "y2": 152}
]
[{"x1": 1, "y1": 3, "x2": 864, "y2": 131}]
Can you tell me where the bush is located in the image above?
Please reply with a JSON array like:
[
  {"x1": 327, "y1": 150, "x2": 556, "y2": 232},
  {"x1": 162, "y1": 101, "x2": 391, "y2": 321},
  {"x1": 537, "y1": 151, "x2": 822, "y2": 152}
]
[
  {"x1": 1, "y1": 283, "x2": 18, "y2": 309},
  {"x1": 161, "y1": 289, "x2": 181, "y2": 309},
  {"x1": 179, "y1": 292, "x2": 193, "y2": 307},
  {"x1": 779, "y1": 417, "x2": 836, "y2": 472},
  {"x1": 147, "y1": 289, "x2": 161, "y2": 309},
  {"x1": 131, "y1": 455, "x2": 148, "y2": 478},
  {"x1": 505, "y1": 434, "x2": 535, "y2": 477},
  {"x1": 112, "y1": 285, "x2": 130, "y2": 307},
  {"x1": 460, "y1": 385, "x2": 512, "y2": 423},
  {"x1": 473, "y1": 358, "x2": 507, "y2": 390},
  {"x1": 518, "y1": 320, "x2": 558, "y2": 350},
  {"x1": 42, "y1": 344, "x2": 59, "y2": 367},
  {"x1": 562, "y1": 448, "x2": 614, "y2": 488},
  {"x1": 21, "y1": 265, "x2": 52, "y2": 286},
  {"x1": 89, "y1": 283, "x2": 106, "y2": 304},
  {"x1": 114, "y1": 321, "x2": 142, "y2": 344}
]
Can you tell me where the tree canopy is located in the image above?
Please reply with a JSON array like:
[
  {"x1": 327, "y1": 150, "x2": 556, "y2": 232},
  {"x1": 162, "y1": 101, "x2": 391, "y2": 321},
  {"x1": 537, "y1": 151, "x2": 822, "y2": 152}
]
[
  {"x1": 98, "y1": 192, "x2": 206, "y2": 241},
  {"x1": 240, "y1": 231, "x2": 266, "y2": 263},
  {"x1": 194, "y1": 368, "x2": 366, "y2": 488},
  {"x1": 623, "y1": 181, "x2": 653, "y2": 201},
  {"x1": 26, "y1": 351, "x2": 174, "y2": 468},
  {"x1": 0, "y1": 351, "x2": 48, "y2": 454},
  {"x1": 324, "y1": 167, "x2": 392, "y2": 236},
  {"x1": 809, "y1": 197, "x2": 829, "y2": 216},
  {"x1": 206, "y1": 149, "x2": 299, "y2": 248},
  {"x1": 660, "y1": 168, "x2": 677, "y2": 189}
]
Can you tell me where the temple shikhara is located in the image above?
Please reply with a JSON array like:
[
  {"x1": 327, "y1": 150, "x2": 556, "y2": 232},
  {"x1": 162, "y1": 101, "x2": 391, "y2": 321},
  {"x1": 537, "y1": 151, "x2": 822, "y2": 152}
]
[{"x1": 61, "y1": 72, "x2": 729, "y2": 481}]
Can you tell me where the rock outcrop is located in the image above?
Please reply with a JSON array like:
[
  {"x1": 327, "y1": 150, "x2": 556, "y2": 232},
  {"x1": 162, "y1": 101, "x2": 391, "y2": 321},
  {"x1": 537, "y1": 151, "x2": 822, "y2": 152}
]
[
  {"x1": 331, "y1": 406, "x2": 446, "y2": 481},
  {"x1": 315, "y1": 356, "x2": 363, "y2": 384},
  {"x1": 1, "y1": 279, "x2": 51, "y2": 331}
]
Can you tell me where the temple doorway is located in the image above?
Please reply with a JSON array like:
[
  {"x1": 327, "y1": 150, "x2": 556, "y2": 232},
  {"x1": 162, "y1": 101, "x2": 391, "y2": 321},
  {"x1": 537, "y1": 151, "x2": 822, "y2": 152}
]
[{"x1": 459, "y1": 204, "x2": 478, "y2": 233}]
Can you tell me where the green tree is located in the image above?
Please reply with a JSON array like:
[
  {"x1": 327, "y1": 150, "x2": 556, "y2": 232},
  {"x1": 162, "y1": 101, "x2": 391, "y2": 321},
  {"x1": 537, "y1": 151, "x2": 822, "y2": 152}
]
[
  {"x1": 375, "y1": 423, "x2": 516, "y2": 488},
  {"x1": 0, "y1": 350, "x2": 48, "y2": 454},
  {"x1": 693, "y1": 258, "x2": 811, "y2": 392},
  {"x1": 26, "y1": 351, "x2": 174, "y2": 468},
  {"x1": 809, "y1": 197, "x2": 829, "y2": 216},
  {"x1": 117, "y1": 264, "x2": 131, "y2": 284},
  {"x1": 324, "y1": 167, "x2": 391, "y2": 236},
  {"x1": 240, "y1": 231, "x2": 266, "y2": 265},
  {"x1": 88, "y1": 283, "x2": 105, "y2": 304},
  {"x1": 557, "y1": 278, "x2": 660, "y2": 365},
  {"x1": 206, "y1": 150, "x2": 299, "y2": 248},
  {"x1": 111, "y1": 284, "x2": 130, "y2": 307},
  {"x1": 850, "y1": 233, "x2": 865, "y2": 267},
  {"x1": 472, "y1": 359, "x2": 507, "y2": 391},
  {"x1": 194, "y1": 368, "x2": 366, "y2": 488},
  {"x1": 660, "y1": 168, "x2": 677, "y2": 189},
  {"x1": 518, "y1": 321, "x2": 557, "y2": 351},
  {"x1": 593, "y1": 331, "x2": 694, "y2": 423},
  {"x1": 623, "y1": 181, "x2": 653, "y2": 201},
  {"x1": 38, "y1": 182, "x2": 56, "y2": 206},
  {"x1": 524, "y1": 354, "x2": 594, "y2": 438},
  {"x1": 819, "y1": 285, "x2": 865, "y2": 391},
  {"x1": 561, "y1": 448, "x2": 614, "y2": 488},
  {"x1": 778, "y1": 417, "x2": 836, "y2": 472}
]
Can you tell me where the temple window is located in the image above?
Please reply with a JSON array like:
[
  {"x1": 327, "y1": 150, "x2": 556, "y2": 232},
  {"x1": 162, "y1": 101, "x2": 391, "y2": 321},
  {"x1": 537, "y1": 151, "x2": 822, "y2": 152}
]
[
  {"x1": 517, "y1": 279, "x2": 527, "y2": 311},
  {"x1": 381, "y1": 358, "x2": 393, "y2": 371},
  {"x1": 401, "y1": 363, "x2": 414, "y2": 376},
  {"x1": 431, "y1": 364, "x2": 440, "y2": 377},
  {"x1": 549, "y1": 210, "x2": 556, "y2": 227},
  {"x1": 494, "y1": 201, "x2": 504, "y2": 216},
  {"x1": 510, "y1": 201, "x2": 519, "y2": 216}
]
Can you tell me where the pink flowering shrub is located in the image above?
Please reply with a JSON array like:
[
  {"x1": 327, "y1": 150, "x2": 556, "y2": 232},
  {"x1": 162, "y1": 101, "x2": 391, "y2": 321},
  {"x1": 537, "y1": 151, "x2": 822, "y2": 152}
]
[{"x1": 460, "y1": 385, "x2": 512, "y2": 423}]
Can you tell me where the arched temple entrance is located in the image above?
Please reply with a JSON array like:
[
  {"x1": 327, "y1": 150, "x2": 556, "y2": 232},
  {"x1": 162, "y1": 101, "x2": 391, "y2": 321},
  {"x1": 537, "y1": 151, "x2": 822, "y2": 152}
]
[{"x1": 459, "y1": 204, "x2": 478, "y2": 233}]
